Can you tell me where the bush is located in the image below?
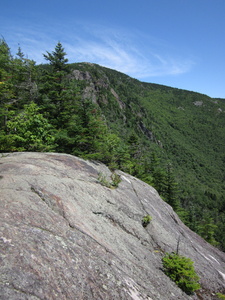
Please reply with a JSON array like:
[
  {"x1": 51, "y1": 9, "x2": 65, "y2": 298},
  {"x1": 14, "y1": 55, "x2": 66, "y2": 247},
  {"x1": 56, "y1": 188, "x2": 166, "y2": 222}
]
[
  {"x1": 142, "y1": 215, "x2": 152, "y2": 227},
  {"x1": 111, "y1": 172, "x2": 121, "y2": 187},
  {"x1": 97, "y1": 172, "x2": 121, "y2": 189},
  {"x1": 97, "y1": 172, "x2": 112, "y2": 188},
  {"x1": 162, "y1": 252, "x2": 200, "y2": 295}
]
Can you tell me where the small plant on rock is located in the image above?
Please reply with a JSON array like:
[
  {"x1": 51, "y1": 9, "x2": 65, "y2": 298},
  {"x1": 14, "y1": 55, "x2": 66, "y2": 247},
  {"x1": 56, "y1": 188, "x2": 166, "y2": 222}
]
[
  {"x1": 98, "y1": 172, "x2": 121, "y2": 188},
  {"x1": 142, "y1": 215, "x2": 152, "y2": 227},
  {"x1": 97, "y1": 172, "x2": 112, "y2": 188},
  {"x1": 217, "y1": 293, "x2": 225, "y2": 299},
  {"x1": 111, "y1": 172, "x2": 121, "y2": 187},
  {"x1": 162, "y1": 252, "x2": 200, "y2": 295}
]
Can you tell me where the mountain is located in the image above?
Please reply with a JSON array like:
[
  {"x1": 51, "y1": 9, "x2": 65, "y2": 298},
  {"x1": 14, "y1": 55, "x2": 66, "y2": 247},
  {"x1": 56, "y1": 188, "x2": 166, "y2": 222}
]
[
  {"x1": 1, "y1": 152, "x2": 225, "y2": 299},
  {"x1": 66, "y1": 62, "x2": 225, "y2": 249},
  {"x1": 1, "y1": 39, "x2": 225, "y2": 250}
]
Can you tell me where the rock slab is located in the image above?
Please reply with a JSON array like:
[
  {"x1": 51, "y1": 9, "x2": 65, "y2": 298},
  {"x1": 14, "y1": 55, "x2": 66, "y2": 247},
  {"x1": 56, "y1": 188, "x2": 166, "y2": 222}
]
[{"x1": 1, "y1": 152, "x2": 225, "y2": 299}]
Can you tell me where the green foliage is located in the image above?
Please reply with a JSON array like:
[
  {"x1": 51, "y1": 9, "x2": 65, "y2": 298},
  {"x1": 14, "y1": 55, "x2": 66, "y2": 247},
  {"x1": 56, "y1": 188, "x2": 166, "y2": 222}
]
[
  {"x1": 98, "y1": 172, "x2": 112, "y2": 188},
  {"x1": 0, "y1": 102, "x2": 55, "y2": 152},
  {"x1": 197, "y1": 216, "x2": 219, "y2": 246},
  {"x1": 0, "y1": 39, "x2": 14, "y2": 117},
  {"x1": 0, "y1": 38, "x2": 12, "y2": 79},
  {"x1": 216, "y1": 293, "x2": 225, "y2": 299},
  {"x1": 97, "y1": 172, "x2": 121, "y2": 189},
  {"x1": 110, "y1": 172, "x2": 121, "y2": 187},
  {"x1": 162, "y1": 252, "x2": 201, "y2": 295},
  {"x1": 43, "y1": 41, "x2": 68, "y2": 72},
  {"x1": 56, "y1": 99, "x2": 113, "y2": 160},
  {"x1": 164, "y1": 163, "x2": 180, "y2": 210},
  {"x1": 142, "y1": 215, "x2": 152, "y2": 227}
]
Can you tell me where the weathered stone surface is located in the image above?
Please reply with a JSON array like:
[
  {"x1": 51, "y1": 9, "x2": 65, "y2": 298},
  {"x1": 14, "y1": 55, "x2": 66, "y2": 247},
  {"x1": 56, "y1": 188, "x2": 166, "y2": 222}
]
[{"x1": 0, "y1": 152, "x2": 225, "y2": 299}]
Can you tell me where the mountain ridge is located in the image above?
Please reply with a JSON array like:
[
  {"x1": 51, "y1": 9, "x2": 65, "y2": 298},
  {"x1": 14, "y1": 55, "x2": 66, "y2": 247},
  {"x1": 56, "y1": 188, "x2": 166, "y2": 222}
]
[{"x1": 65, "y1": 62, "x2": 225, "y2": 249}]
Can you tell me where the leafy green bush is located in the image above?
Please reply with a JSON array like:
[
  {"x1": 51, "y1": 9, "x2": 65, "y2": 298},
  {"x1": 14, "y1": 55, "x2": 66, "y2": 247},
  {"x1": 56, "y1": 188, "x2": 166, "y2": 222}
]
[
  {"x1": 142, "y1": 215, "x2": 152, "y2": 227},
  {"x1": 217, "y1": 293, "x2": 225, "y2": 299},
  {"x1": 1, "y1": 102, "x2": 55, "y2": 152},
  {"x1": 162, "y1": 252, "x2": 200, "y2": 295}
]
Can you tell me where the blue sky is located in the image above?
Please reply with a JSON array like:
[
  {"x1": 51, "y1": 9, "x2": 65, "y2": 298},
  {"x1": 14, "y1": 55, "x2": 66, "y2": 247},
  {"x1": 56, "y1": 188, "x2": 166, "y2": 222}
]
[{"x1": 1, "y1": 0, "x2": 225, "y2": 98}]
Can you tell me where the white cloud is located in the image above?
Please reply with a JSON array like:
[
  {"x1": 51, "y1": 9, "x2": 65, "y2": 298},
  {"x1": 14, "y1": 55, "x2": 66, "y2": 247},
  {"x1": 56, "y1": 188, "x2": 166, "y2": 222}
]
[
  {"x1": 2, "y1": 22, "x2": 195, "y2": 79},
  {"x1": 65, "y1": 24, "x2": 195, "y2": 79}
]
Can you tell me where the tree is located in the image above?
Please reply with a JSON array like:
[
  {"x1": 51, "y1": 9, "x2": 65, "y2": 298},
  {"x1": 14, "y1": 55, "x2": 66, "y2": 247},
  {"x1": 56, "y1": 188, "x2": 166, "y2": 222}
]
[
  {"x1": 197, "y1": 215, "x2": 218, "y2": 246},
  {"x1": 162, "y1": 252, "x2": 200, "y2": 295},
  {"x1": 68, "y1": 100, "x2": 109, "y2": 157},
  {"x1": 164, "y1": 162, "x2": 180, "y2": 210},
  {"x1": 43, "y1": 42, "x2": 68, "y2": 72},
  {"x1": 0, "y1": 39, "x2": 14, "y2": 128},
  {"x1": 40, "y1": 42, "x2": 69, "y2": 121},
  {"x1": 0, "y1": 38, "x2": 13, "y2": 80},
  {"x1": 13, "y1": 46, "x2": 37, "y2": 105},
  {"x1": 0, "y1": 102, "x2": 55, "y2": 152},
  {"x1": 55, "y1": 100, "x2": 106, "y2": 155},
  {"x1": 16, "y1": 46, "x2": 24, "y2": 60},
  {"x1": 96, "y1": 133, "x2": 123, "y2": 166},
  {"x1": 127, "y1": 133, "x2": 140, "y2": 159}
]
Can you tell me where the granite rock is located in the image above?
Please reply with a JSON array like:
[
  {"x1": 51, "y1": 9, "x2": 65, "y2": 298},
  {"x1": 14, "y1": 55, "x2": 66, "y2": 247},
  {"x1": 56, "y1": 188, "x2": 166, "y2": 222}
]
[{"x1": 1, "y1": 152, "x2": 225, "y2": 299}]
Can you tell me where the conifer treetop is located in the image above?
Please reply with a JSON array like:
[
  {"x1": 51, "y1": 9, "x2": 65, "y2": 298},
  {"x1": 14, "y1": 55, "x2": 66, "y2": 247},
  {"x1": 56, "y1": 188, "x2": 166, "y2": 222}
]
[{"x1": 43, "y1": 41, "x2": 68, "y2": 72}]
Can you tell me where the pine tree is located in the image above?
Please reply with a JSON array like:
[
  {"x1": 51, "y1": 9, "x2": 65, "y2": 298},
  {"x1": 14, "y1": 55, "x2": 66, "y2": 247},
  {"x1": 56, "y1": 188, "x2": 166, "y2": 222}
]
[
  {"x1": 164, "y1": 162, "x2": 180, "y2": 210},
  {"x1": 162, "y1": 252, "x2": 200, "y2": 295},
  {"x1": 0, "y1": 38, "x2": 13, "y2": 79},
  {"x1": 40, "y1": 42, "x2": 69, "y2": 121},
  {"x1": 0, "y1": 39, "x2": 14, "y2": 128},
  {"x1": 43, "y1": 42, "x2": 68, "y2": 72},
  {"x1": 13, "y1": 46, "x2": 37, "y2": 105},
  {"x1": 197, "y1": 215, "x2": 218, "y2": 246}
]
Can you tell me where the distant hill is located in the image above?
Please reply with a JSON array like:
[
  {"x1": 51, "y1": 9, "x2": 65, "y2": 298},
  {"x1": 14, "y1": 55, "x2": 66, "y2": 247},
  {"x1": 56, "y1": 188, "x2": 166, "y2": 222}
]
[{"x1": 67, "y1": 62, "x2": 225, "y2": 250}]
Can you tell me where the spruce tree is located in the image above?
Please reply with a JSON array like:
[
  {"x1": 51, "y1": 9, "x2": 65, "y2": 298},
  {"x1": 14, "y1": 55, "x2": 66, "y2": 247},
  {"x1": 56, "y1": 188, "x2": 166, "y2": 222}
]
[
  {"x1": 164, "y1": 162, "x2": 180, "y2": 210},
  {"x1": 43, "y1": 42, "x2": 68, "y2": 72},
  {"x1": 41, "y1": 42, "x2": 69, "y2": 123},
  {"x1": 0, "y1": 39, "x2": 14, "y2": 128}
]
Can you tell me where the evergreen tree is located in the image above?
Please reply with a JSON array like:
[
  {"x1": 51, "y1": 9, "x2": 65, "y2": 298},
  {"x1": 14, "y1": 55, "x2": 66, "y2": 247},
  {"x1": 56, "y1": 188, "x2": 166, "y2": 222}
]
[
  {"x1": 43, "y1": 42, "x2": 68, "y2": 72},
  {"x1": 16, "y1": 46, "x2": 24, "y2": 60},
  {"x1": 197, "y1": 215, "x2": 218, "y2": 246},
  {"x1": 13, "y1": 46, "x2": 37, "y2": 105},
  {"x1": 164, "y1": 162, "x2": 180, "y2": 210},
  {"x1": 55, "y1": 100, "x2": 105, "y2": 156},
  {"x1": 0, "y1": 39, "x2": 14, "y2": 128},
  {"x1": 40, "y1": 42, "x2": 69, "y2": 122},
  {"x1": 162, "y1": 252, "x2": 200, "y2": 295},
  {"x1": 0, "y1": 38, "x2": 13, "y2": 79},
  {"x1": 127, "y1": 133, "x2": 140, "y2": 159}
]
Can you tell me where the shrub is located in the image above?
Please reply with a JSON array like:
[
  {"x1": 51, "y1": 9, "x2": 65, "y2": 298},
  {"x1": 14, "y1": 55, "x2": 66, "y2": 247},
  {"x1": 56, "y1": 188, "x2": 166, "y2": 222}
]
[
  {"x1": 142, "y1": 215, "x2": 152, "y2": 227},
  {"x1": 98, "y1": 172, "x2": 112, "y2": 188},
  {"x1": 217, "y1": 293, "x2": 225, "y2": 299},
  {"x1": 111, "y1": 172, "x2": 121, "y2": 187},
  {"x1": 98, "y1": 172, "x2": 121, "y2": 188},
  {"x1": 162, "y1": 252, "x2": 200, "y2": 295}
]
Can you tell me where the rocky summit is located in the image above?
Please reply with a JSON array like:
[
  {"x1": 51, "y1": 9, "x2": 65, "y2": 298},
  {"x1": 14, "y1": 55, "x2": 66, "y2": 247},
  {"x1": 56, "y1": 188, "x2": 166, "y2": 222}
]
[{"x1": 1, "y1": 152, "x2": 225, "y2": 300}]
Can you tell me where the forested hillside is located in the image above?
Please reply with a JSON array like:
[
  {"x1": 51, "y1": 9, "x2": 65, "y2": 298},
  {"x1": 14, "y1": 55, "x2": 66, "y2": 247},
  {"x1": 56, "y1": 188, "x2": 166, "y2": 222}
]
[{"x1": 1, "y1": 39, "x2": 225, "y2": 250}]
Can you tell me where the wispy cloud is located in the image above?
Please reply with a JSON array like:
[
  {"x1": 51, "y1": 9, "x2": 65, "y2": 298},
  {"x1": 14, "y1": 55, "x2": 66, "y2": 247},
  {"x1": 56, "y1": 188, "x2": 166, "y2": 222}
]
[
  {"x1": 1, "y1": 21, "x2": 195, "y2": 80},
  {"x1": 66, "y1": 24, "x2": 195, "y2": 79}
]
